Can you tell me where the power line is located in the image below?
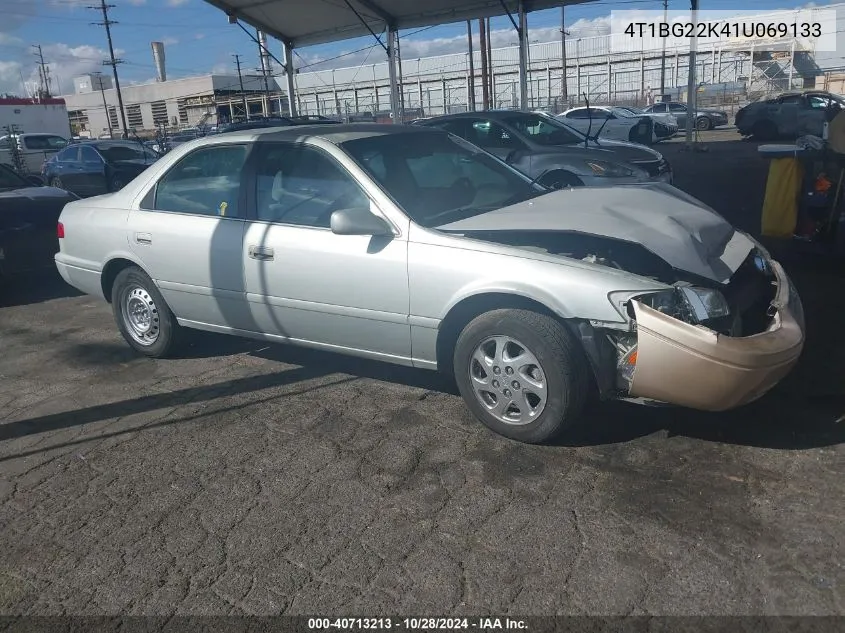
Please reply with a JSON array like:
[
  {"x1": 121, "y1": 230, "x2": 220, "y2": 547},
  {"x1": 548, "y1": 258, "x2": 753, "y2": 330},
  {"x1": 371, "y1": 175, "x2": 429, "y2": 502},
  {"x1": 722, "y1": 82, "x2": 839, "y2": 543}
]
[{"x1": 88, "y1": 0, "x2": 128, "y2": 138}]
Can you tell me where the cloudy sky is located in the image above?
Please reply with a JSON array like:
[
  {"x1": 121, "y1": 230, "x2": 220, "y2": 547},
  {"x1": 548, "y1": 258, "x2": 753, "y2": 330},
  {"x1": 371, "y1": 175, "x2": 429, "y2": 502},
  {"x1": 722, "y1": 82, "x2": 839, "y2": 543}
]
[{"x1": 0, "y1": 0, "x2": 828, "y2": 96}]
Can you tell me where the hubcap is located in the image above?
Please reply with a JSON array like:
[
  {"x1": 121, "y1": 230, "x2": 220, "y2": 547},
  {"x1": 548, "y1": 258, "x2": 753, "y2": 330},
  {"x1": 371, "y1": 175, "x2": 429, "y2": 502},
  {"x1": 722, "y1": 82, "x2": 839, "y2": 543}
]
[
  {"x1": 469, "y1": 336, "x2": 548, "y2": 425},
  {"x1": 122, "y1": 285, "x2": 160, "y2": 346}
]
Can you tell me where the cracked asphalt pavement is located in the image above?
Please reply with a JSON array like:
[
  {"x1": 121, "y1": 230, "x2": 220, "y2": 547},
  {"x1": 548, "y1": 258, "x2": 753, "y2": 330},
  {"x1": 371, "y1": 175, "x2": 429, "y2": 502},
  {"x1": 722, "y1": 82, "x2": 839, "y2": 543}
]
[{"x1": 0, "y1": 131, "x2": 843, "y2": 616}]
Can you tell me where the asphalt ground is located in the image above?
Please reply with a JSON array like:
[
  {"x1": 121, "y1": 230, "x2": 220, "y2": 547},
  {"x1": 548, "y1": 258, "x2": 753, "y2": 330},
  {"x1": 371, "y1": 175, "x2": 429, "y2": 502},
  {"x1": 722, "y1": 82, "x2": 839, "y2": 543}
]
[{"x1": 0, "y1": 128, "x2": 843, "y2": 616}]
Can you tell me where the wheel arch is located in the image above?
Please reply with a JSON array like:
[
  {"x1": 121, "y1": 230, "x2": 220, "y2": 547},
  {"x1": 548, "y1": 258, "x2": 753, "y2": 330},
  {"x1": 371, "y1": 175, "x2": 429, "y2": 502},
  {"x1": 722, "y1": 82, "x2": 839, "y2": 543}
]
[
  {"x1": 436, "y1": 291, "x2": 572, "y2": 375},
  {"x1": 101, "y1": 255, "x2": 148, "y2": 303}
]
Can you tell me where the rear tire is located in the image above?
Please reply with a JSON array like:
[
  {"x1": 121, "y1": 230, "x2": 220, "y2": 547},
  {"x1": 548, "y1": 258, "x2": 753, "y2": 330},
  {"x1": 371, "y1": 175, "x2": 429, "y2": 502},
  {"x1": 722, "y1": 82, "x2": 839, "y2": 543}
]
[
  {"x1": 695, "y1": 116, "x2": 712, "y2": 131},
  {"x1": 111, "y1": 266, "x2": 179, "y2": 358},
  {"x1": 453, "y1": 309, "x2": 590, "y2": 444}
]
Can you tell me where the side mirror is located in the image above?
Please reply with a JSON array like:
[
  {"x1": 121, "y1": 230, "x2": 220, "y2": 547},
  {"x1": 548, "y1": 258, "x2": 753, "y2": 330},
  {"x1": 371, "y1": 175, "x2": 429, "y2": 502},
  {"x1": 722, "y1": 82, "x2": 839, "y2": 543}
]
[{"x1": 330, "y1": 207, "x2": 393, "y2": 236}]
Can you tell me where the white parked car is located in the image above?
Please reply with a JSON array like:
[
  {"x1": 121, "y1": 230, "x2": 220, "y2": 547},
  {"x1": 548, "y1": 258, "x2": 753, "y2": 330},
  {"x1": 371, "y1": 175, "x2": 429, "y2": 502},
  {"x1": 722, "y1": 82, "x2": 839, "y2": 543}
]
[
  {"x1": 0, "y1": 133, "x2": 68, "y2": 174},
  {"x1": 615, "y1": 106, "x2": 679, "y2": 139},
  {"x1": 557, "y1": 107, "x2": 657, "y2": 145}
]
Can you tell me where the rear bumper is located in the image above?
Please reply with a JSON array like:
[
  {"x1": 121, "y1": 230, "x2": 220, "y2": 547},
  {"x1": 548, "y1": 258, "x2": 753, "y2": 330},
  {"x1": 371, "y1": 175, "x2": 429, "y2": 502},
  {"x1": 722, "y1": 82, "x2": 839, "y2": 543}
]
[
  {"x1": 627, "y1": 260, "x2": 804, "y2": 410},
  {"x1": 55, "y1": 253, "x2": 104, "y2": 299}
]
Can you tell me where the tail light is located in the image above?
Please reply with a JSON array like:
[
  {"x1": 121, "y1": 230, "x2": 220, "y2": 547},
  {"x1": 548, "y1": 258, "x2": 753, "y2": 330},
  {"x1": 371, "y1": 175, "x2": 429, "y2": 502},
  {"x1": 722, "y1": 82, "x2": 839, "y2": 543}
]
[{"x1": 57, "y1": 222, "x2": 64, "y2": 239}]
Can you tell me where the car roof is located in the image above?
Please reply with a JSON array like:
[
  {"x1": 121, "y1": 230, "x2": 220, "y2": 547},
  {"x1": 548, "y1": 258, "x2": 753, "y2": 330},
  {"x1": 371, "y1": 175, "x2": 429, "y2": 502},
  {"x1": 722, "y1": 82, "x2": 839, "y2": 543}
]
[{"x1": 200, "y1": 123, "x2": 447, "y2": 145}]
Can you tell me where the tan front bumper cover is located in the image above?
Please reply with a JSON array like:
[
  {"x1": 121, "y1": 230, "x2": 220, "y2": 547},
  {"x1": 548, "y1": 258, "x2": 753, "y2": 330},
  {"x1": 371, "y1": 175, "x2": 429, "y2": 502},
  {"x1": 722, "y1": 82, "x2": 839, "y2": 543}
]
[{"x1": 628, "y1": 260, "x2": 805, "y2": 411}]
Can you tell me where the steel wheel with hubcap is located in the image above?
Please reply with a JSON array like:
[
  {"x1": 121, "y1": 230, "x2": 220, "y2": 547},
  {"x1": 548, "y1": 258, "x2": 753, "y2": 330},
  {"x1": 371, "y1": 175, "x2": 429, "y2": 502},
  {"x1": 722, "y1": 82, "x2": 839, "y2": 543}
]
[
  {"x1": 121, "y1": 285, "x2": 160, "y2": 346},
  {"x1": 454, "y1": 308, "x2": 590, "y2": 443},
  {"x1": 112, "y1": 265, "x2": 179, "y2": 357}
]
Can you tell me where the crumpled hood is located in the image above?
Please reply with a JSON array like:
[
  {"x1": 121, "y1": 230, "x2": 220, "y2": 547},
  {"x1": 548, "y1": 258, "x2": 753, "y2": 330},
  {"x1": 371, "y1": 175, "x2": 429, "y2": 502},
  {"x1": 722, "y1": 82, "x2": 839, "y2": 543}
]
[{"x1": 438, "y1": 182, "x2": 754, "y2": 283}]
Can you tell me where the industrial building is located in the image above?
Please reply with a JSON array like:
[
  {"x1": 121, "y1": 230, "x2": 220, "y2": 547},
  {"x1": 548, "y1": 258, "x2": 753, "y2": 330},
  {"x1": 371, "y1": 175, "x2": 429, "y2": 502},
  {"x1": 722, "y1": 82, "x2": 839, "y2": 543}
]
[{"x1": 62, "y1": 42, "x2": 288, "y2": 137}]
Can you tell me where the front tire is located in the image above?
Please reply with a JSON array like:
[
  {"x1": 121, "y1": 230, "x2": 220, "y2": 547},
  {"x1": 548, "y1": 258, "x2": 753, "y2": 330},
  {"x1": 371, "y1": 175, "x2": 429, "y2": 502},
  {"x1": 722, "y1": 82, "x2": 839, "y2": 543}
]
[
  {"x1": 111, "y1": 266, "x2": 179, "y2": 358},
  {"x1": 109, "y1": 176, "x2": 125, "y2": 192},
  {"x1": 453, "y1": 309, "x2": 590, "y2": 444},
  {"x1": 695, "y1": 116, "x2": 712, "y2": 131}
]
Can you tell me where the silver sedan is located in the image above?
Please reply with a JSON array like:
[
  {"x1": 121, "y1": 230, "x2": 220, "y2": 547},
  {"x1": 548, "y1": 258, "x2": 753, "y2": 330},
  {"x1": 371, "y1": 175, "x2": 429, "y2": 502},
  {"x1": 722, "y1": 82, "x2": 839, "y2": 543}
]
[{"x1": 55, "y1": 125, "x2": 804, "y2": 443}]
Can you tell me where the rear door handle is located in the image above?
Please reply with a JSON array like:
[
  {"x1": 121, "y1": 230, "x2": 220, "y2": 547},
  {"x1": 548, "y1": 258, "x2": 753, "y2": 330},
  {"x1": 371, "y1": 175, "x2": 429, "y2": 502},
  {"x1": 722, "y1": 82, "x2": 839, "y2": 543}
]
[
  {"x1": 135, "y1": 232, "x2": 152, "y2": 245},
  {"x1": 248, "y1": 245, "x2": 274, "y2": 261}
]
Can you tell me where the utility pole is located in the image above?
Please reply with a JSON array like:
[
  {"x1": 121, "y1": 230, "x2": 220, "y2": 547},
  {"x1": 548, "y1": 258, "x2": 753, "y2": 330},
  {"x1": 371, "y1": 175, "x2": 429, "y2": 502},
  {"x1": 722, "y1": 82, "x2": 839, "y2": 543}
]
[
  {"x1": 396, "y1": 32, "x2": 405, "y2": 121},
  {"x1": 467, "y1": 21, "x2": 476, "y2": 111},
  {"x1": 89, "y1": 0, "x2": 128, "y2": 138},
  {"x1": 659, "y1": 0, "x2": 668, "y2": 101},
  {"x1": 560, "y1": 6, "x2": 568, "y2": 108},
  {"x1": 93, "y1": 72, "x2": 113, "y2": 138},
  {"x1": 32, "y1": 45, "x2": 51, "y2": 98},
  {"x1": 256, "y1": 30, "x2": 272, "y2": 114},
  {"x1": 233, "y1": 54, "x2": 249, "y2": 121},
  {"x1": 479, "y1": 19, "x2": 489, "y2": 109}
]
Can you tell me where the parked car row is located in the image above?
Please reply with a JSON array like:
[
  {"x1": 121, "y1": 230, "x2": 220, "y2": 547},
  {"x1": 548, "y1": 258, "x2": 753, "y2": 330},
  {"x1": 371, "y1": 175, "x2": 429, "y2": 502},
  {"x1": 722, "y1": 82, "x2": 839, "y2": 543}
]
[
  {"x1": 52, "y1": 122, "x2": 804, "y2": 444},
  {"x1": 416, "y1": 110, "x2": 672, "y2": 188}
]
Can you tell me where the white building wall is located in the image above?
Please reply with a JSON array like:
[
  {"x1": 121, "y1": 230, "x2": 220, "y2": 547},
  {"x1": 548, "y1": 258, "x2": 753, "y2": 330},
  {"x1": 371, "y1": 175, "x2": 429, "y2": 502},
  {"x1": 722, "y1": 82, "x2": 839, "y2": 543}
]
[{"x1": 0, "y1": 101, "x2": 72, "y2": 138}]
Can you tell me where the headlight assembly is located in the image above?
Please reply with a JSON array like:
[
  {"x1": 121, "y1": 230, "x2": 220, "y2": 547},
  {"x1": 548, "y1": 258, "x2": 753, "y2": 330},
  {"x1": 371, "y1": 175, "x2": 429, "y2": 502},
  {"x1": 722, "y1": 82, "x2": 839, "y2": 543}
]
[
  {"x1": 636, "y1": 286, "x2": 731, "y2": 325},
  {"x1": 585, "y1": 160, "x2": 636, "y2": 178}
]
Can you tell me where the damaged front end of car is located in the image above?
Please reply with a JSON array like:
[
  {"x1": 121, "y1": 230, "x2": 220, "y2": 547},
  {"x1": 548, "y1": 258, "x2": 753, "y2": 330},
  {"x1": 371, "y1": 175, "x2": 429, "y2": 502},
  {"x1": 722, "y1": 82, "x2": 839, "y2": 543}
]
[{"x1": 600, "y1": 246, "x2": 805, "y2": 410}]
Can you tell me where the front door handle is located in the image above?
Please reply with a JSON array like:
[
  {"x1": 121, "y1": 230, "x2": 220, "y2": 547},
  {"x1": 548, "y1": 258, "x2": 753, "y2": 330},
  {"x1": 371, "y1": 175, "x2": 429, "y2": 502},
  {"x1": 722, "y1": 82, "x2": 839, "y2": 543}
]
[
  {"x1": 135, "y1": 232, "x2": 152, "y2": 245},
  {"x1": 248, "y1": 245, "x2": 274, "y2": 261}
]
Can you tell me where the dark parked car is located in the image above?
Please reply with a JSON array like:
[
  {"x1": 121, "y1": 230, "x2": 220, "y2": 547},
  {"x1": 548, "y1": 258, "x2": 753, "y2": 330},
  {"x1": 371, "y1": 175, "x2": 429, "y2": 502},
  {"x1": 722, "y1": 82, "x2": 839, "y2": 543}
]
[
  {"x1": 0, "y1": 163, "x2": 77, "y2": 280},
  {"x1": 735, "y1": 90, "x2": 845, "y2": 140},
  {"x1": 643, "y1": 101, "x2": 729, "y2": 131},
  {"x1": 43, "y1": 140, "x2": 158, "y2": 198},
  {"x1": 418, "y1": 111, "x2": 672, "y2": 188},
  {"x1": 217, "y1": 117, "x2": 296, "y2": 134}
]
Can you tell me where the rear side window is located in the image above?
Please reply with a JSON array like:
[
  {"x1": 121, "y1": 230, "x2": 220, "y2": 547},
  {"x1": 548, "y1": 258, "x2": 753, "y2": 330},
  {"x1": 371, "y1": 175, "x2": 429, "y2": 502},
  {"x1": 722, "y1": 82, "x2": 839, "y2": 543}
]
[
  {"x1": 24, "y1": 135, "x2": 67, "y2": 150},
  {"x1": 149, "y1": 145, "x2": 248, "y2": 217}
]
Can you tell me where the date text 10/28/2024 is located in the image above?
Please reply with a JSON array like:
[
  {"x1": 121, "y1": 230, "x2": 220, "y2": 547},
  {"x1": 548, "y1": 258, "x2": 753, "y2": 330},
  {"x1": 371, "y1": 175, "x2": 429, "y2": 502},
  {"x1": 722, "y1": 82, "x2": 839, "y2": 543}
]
[{"x1": 308, "y1": 618, "x2": 528, "y2": 630}]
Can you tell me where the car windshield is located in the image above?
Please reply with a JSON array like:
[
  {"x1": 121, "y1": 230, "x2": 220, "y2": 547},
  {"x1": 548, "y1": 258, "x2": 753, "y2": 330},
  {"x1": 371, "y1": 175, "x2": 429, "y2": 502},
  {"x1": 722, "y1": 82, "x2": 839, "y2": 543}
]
[
  {"x1": 95, "y1": 143, "x2": 157, "y2": 162},
  {"x1": 623, "y1": 106, "x2": 644, "y2": 114},
  {"x1": 341, "y1": 131, "x2": 546, "y2": 228},
  {"x1": 0, "y1": 164, "x2": 28, "y2": 190},
  {"x1": 498, "y1": 112, "x2": 584, "y2": 146}
]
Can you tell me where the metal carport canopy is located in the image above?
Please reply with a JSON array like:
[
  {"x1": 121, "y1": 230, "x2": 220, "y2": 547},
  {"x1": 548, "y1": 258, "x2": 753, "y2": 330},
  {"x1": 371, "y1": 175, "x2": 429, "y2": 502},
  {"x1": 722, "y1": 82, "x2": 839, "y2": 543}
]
[
  {"x1": 202, "y1": 0, "x2": 588, "y2": 48},
  {"x1": 202, "y1": 0, "x2": 597, "y2": 120}
]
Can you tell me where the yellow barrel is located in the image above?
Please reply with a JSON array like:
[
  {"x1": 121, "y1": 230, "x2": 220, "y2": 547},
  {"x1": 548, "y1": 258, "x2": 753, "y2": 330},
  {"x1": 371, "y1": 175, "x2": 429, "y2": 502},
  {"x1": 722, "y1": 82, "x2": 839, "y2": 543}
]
[{"x1": 761, "y1": 157, "x2": 804, "y2": 238}]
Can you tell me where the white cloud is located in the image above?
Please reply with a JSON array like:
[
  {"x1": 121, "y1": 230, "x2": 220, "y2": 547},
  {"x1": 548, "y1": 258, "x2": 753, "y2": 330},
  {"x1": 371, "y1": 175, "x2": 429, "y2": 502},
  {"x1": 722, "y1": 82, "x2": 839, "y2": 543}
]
[
  {"x1": 127, "y1": 0, "x2": 147, "y2": 4},
  {"x1": 167, "y1": 0, "x2": 190, "y2": 6},
  {"x1": 0, "y1": 33, "x2": 23, "y2": 46},
  {"x1": 161, "y1": 36, "x2": 179, "y2": 46},
  {"x1": 0, "y1": 60, "x2": 24, "y2": 96},
  {"x1": 194, "y1": 33, "x2": 206, "y2": 40},
  {"x1": 31, "y1": 43, "x2": 122, "y2": 95}
]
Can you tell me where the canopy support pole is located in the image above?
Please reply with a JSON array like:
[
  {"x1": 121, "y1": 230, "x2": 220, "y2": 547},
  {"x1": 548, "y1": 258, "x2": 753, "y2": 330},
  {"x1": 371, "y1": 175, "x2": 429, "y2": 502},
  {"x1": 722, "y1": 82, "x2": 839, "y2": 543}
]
[
  {"x1": 283, "y1": 40, "x2": 298, "y2": 117},
  {"x1": 387, "y1": 26, "x2": 402, "y2": 123},
  {"x1": 518, "y1": 0, "x2": 529, "y2": 110}
]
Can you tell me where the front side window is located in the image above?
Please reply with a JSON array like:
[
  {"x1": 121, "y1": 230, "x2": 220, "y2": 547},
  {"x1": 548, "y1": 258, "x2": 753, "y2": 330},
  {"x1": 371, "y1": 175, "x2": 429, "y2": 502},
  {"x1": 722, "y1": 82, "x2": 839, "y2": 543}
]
[
  {"x1": 469, "y1": 120, "x2": 523, "y2": 151},
  {"x1": 341, "y1": 131, "x2": 545, "y2": 228},
  {"x1": 500, "y1": 113, "x2": 582, "y2": 146},
  {"x1": 152, "y1": 145, "x2": 248, "y2": 217},
  {"x1": 648, "y1": 103, "x2": 667, "y2": 113},
  {"x1": 668, "y1": 103, "x2": 687, "y2": 113},
  {"x1": 254, "y1": 143, "x2": 370, "y2": 228}
]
